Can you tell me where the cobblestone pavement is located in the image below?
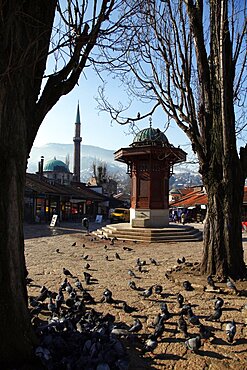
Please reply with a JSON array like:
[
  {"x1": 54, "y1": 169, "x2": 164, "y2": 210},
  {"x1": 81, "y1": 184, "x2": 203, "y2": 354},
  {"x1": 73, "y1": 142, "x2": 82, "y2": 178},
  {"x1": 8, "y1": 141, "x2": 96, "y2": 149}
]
[{"x1": 24, "y1": 222, "x2": 247, "y2": 370}]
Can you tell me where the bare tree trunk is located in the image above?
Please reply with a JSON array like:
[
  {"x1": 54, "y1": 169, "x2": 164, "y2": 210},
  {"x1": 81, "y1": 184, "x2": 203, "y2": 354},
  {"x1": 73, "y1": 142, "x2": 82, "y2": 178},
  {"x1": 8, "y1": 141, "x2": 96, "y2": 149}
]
[
  {"x1": 201, "y1": 160, "x2": 246, "y2": 279},
  {"x1": 0, "y1": 138, "x2": 37, "y2": 367},
  {"x1": 0, "y1": 2, "x2": 56, "y2": 367}
]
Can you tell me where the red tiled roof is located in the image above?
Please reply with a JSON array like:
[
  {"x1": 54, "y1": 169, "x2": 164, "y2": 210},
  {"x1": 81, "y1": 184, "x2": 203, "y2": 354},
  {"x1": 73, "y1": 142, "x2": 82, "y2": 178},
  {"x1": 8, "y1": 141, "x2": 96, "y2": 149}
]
[{"x1": 170, "y1": 186, "x2": 247, "y2": 207}]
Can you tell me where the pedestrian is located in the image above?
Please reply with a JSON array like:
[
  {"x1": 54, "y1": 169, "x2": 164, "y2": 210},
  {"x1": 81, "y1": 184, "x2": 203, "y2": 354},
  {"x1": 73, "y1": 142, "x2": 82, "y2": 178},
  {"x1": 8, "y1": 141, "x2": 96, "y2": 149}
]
[
  {"x1": 181, "y1": 212, "x2": 186, "y2": 225},
  {"x1": 82, "y1": 217, "x2": 89, "y2": 233}
]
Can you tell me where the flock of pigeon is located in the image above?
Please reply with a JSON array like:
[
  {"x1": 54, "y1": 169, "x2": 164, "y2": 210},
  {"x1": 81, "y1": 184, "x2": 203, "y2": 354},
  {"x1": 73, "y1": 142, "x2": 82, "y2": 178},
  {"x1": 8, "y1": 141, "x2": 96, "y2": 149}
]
[{"x1": 27, "y1": 233, "x2": 246, "y2": 370}]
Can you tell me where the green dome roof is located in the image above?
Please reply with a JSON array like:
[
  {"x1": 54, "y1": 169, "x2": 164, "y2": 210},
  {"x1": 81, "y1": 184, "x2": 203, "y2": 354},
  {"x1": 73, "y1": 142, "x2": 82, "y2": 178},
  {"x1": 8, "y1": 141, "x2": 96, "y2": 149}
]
[
  {"x1": 43, "y1": 159, "x2": 70, "y2": 173},
  {"x1": 132, "y1": 127, "x2": 169, "y2": 146}
]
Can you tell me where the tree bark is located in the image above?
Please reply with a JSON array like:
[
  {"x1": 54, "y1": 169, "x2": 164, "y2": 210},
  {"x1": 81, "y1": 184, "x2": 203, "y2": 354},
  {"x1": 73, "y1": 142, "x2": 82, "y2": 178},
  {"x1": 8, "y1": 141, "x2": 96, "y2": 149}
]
[
  {"x1": 0, "y1": 1, "x2": 56, "y2": 367},
  {"x1": 199, "y1": 0, "x2": 246, "y2": 279},
  {"x1": 201, "y1": 158, "x2": 246, "y2": 279}
]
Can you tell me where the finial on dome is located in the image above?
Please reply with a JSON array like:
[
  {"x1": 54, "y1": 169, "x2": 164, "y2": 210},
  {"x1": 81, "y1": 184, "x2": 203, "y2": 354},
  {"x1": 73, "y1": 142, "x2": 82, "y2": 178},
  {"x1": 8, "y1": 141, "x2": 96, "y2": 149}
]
[{"x1": 149, "y1": 116, "x2": 152, "y2": 128}]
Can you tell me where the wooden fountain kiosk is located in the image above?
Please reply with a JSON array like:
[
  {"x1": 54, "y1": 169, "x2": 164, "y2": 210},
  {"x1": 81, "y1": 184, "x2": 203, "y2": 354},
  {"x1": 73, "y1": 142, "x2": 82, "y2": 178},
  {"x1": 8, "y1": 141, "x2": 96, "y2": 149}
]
[{"x1": 114, "y1": 122, "x2": 187, "y2": 228}]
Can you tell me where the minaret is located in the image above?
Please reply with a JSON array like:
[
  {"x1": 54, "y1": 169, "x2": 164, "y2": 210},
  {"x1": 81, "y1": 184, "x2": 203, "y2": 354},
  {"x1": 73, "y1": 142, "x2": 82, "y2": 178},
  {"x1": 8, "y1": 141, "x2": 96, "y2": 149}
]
[{"x1": 73, "y1": 102, "x2": 82, "y2": 182}]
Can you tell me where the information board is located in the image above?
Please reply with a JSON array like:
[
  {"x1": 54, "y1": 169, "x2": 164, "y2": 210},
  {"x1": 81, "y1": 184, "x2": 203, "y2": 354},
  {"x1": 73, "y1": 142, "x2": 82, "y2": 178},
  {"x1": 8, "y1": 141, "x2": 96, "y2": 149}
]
[{"x1": 50, "y1": 214, "x2": 58, "y2": 227}]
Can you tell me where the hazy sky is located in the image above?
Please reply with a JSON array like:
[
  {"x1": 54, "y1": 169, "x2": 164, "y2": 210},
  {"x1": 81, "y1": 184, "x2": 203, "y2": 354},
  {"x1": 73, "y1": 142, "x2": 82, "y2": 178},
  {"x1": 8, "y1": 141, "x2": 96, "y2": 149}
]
[{"x1": 34, "y1": 67, "x2": 191, "y2": 154}]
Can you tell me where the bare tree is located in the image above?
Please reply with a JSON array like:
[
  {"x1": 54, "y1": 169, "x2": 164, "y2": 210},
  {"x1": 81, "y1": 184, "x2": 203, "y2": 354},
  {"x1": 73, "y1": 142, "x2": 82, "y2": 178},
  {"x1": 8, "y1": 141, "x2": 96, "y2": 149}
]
[
  {"x1": 97, "y1": 0, "x2": 247, "y2": 279},
  {"x1": 0, "y1": 1, "x2": 127, "y2": 367}
]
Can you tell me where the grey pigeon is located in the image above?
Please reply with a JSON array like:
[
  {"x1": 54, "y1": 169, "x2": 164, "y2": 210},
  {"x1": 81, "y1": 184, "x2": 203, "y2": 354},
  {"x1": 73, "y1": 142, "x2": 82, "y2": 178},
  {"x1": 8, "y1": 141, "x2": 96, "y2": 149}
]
[
  {"x1": 185, "y1": 335, "x2": 201, "y2": 352},
  {"x1": 225, "y1": 320, "x2": 236, "y2": 343},
  {"x1": 139, "y1": 286, "x2": 153, "y2": 298},
  {"x1": 101, "y1": 288, "x2": 113, "y2": 303},
  {"x1": 128, "y1": 280, "x2": 138, "y2": 290},
  {"x1": 183, "y1": 280, "x2": 194, "y2": 291},
  {"x1": 143, "y1": 335, "x2": 158, "y2": 353},
  {"x1": 150, "y1": 258, "x2": 158, "y2": 265},
  {"x1": 63, "y1": 267, "x2": 73, "y2": 277},
  {"x1": 226, "y1": 278, "x2": 238, "y2": 294},
  {"x1": 154, "y1": 285, "x2": 163, "y2": 295},
  {"x1": 178, "y1": 314, "x2": 188, "y2": 338},
  {"x1": 187, "y1": 308, "x2": 201, "y2": 327},
  {"x1": 128, "y1": 269, "x2": 137, "y2": 278},
  {"x1": 176, "y1": 293, "x2": 184, "y2": 308},
  {"x1": 206, "y1": 307, "x2": 222, "y2": 321},
  {"x1": 199, "y1": 324, "x2": 212, "y2": 340},
  {"x1": 128, "y1": 318, "x2": 142, "y2": 333},
  {"x1": 214, "y1": 296, "x2": 224, "y2": 309},
  {"x1": 153, "y1": 320, "x2": 165, "y2": 339},
  {"x1": 115, "y1": 252, "x2": 121, "y2": 260},
  {"x1": 207, "y1": 275, "x2": 216, "y2": 289},
  {"x1": 122, "y1": 301, "x2": 137, "y2": 313}
]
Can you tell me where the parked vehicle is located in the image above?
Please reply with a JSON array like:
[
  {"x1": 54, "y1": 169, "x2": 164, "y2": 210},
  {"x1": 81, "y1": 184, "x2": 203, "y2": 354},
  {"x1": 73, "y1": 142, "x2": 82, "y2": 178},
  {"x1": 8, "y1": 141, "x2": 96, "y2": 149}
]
[{"x1": 110, "y1": 208, "x2": 130, "y2": 223}]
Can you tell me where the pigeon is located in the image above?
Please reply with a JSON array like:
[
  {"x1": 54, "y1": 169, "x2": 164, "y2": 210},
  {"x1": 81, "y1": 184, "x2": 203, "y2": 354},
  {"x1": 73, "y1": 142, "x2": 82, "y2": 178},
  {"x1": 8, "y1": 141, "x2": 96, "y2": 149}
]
[
  {"x1": 75, "y1": 278, "x2": 83, "y2": 291},
  {"x1": 128, "y1": 269, "x2": 137, "y2": 278},
  {"x1": 180, "y1": 303, "x2": 192, "y2": 316},
  {"x1": 142, "y1": 335, "x2": 158, "y2": 353},
  {"x1": 84, "y1": 263, "x2": 90, "y2": 269},
  {"x1": 128, "y1": 318, "x2": 142, "y2": 333},
  {"x1": 177, "y1": 257, "x2": 186, "y2": 264},
  {"x1": 60, "y1": 278, "x2": 68, "y2": 290},
  {"x1": 152, "y1": 313, "x2": 163, "y2": 327},
  {"x1": 154, "y1": 285, "x2": 163, "y2": 295},
  {"x1": 207, "y1": 275, "x2": 216, "y2": 289},
  {"x1": 128, "y1": 281, "x2": 138, "y2": 290},
  {"x1": 185, "y1": 335, "x2": 201, "y2": 352},
  {"x1": 63, "y1": 267, "x2": 73, "y2": 277},
  {"x1": 36, "y1": 287, "x2": 49, "y2": 302},
  {"x1": 206, "y1": 307, "x2": 222, "y2": 321},
  {"x1": 102, "y1": 288, "x2": 113, "y2": 303},
  {"x1": 183, "y1": 280, "x2": 194, "y2": 291},
  {"x1": 187, "y1": 308, "x2": 201, "y2": 327},
  {"x1": 55, "y1": 290, "x2": 64, "y2": 310},
  {"x1": 82, "y1": 290, "x2": 95, "y2": 304},
  {"x1": 139, "y1": 286, "x2": 153, "y2": 298},
  {"x1": 226, "y1": 278, "x2": 238, "y2": 294},
  {"x1": 214, "y1": 296, "x2": 224, "y2": 309},
  {"x1": 65, "y1": 282, "x2": 73, "y2": 294},
  {"x1": 115, "y1": 252, "x2": 121, "y2": 260},
  {"x1": 225, "y1": 320, "x2": 236, "y2": 343},
  {"x1": 83, "y1": 272, "x2": 92, "y2": 285},
  {"x1": 29, "y1": 297, "x2": 39, "y2": 308},
  {"x1": 178, "y1": 314, "x2": 188, "y2": 338},
  {"x1": 122, "y1": 301, "x2": 137, "y2": 313},
  {"x1": 159, "y1": 303, "x2": 172, "y2": 320},
  {"x1": 71, "y1": 242, "x2": 76, "y2": 246},
  {"x1": 82, "y1": 254, "x2": 89, "y2": 260},
  {"x1": 47, "y1": 297, "x2": 56, "y2": 314},
  {"x1": 176, "y1": 293, "x2": 184, "y2": 308},
  {"x1": 104, "y1": 245, "x2": 108, "y2": 250},
  {"x1": 123, "y1": 246, "x2": 133, "y2": 251},
  {"x1": 150, "y1": 258, "x2": 158, "y2": 265},
  {"x1": 199, "y1": 324, "x2": 212, "y2": 340},
  {"x1": 153, "y1": 320, "x2": 165, "y2": 339}
]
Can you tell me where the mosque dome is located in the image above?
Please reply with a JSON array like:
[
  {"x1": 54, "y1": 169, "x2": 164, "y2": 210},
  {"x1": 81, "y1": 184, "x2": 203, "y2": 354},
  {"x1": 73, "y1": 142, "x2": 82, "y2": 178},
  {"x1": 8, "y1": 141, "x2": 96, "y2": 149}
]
[
  {"x1": 43, "y1": 158, "x2": 70, "y2": 173},
  {"x1": 132, "y1": 127, "x2": 169, "y2": 147}
]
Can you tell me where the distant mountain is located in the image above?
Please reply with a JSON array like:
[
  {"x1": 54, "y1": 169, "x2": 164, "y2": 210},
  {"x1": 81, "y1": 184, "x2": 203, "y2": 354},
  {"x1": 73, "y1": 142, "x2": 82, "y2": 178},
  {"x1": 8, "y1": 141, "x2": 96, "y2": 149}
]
[
  {"x1": 28, "y1": 143, "x2": 201, "y2": 187},
  {"x1": 27, "y1": 143, "x2": 127, "y2": 182}
]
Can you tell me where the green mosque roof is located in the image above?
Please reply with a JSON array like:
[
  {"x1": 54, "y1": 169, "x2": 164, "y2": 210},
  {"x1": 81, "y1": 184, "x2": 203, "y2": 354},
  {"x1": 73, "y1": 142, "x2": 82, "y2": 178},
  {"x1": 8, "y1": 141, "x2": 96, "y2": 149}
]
[
  {"x1": 43, "y1": 158, "x2": 70, "y2": 173},
  {"x1": 132, "y1": 127, "x2": 169, "y2": 146}
]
